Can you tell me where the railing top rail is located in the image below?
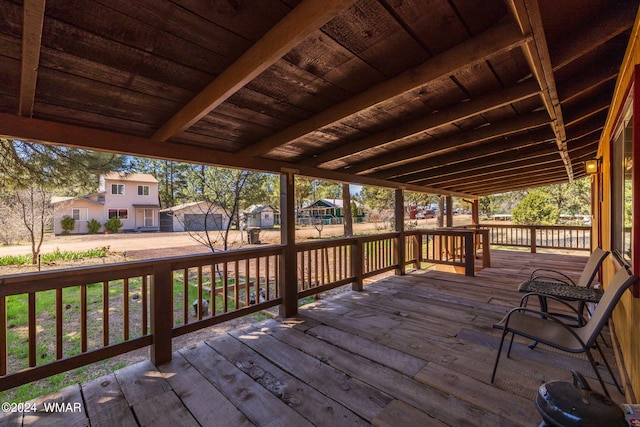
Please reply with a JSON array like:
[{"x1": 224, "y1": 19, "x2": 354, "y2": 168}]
[
  {"x1": 0, "y1": 244, "x2": 285, "y2": 296},
  {"x1": 477, "y1": 223, "x2": 591, "y2": 230}
]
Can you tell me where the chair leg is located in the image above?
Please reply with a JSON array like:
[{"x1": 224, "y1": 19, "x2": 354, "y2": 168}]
[
  {"x1": 491, "y1": 330, "x2": 508, "y2": 383},
  {"x1": 594, "y1": 342, "x2": 625, "y2": 396},
  {"x1": 584, "y1": 347, "x2": 611, "y2": 398},
  {"x1": 507, "y1": 334, "x2": 516, "y2": 357}
]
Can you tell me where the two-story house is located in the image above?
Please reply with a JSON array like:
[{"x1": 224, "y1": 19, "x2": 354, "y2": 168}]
[{"x1": 51, "y1": 172, "x2": 161, "y2": 235}]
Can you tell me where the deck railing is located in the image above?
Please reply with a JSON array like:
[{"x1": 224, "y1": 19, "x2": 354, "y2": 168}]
[
  {"x1": 465, "y1": 224, "x2": 591, "y2": 252},
  {"x1": 3, "y1": 223, "x2": 582, "y2": 390}
]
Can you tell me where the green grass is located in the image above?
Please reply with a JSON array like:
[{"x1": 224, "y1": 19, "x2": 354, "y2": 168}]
[{"x1": 0, "y1": 247, "x2": 109, "y2": 266}]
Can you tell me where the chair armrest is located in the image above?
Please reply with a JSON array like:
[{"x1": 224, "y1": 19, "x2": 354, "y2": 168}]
[
  {"x1": 529, "y1": 268, "x2": 577, "y2": 286},
  {"x1": 519, "y1": 292, "x2": 587, "y2": 324},
  {"x1": 496, "y1": 307, "x2": 588, "y2": 348},
  {"x1": 529, "y1": 275, "x2": 574, "y2": 286}
]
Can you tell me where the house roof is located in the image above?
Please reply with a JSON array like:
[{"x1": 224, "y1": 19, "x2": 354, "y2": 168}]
[
  {"x1": 302, "y1": 199, "x2": 346, "y2": 209},
  {"x1": 243, "y1": 204, "x2": 278, "y2": 214},
  {"x1": 0, "y1": 1, "x2": 637, "y2": 196},
  {"x1": 102, "y1": 172, "x2": 158, "y2": 183},
  {"x1": 50, "y1": 195, "x2": 103, "y2": 205}
]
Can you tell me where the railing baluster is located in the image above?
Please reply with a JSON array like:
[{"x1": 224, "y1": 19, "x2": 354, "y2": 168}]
[
  {"x1": 81, "y1": 285, "x2": 87, "y2": 353},
  {"x1": 182, "y1": 268, "x2": 189, "y2": 324},
  {"x1": 103, "y1": 281, "x2": 109, "y2": 346},
  {"x1": 197, "y1": 266, "x2": 203, "y2": 320},
  {"x1": 142, "y1": 275, "x2": 148, "y2": 335},
  {"x1": 0, "y1": 296, "x2": 5, "y2": 375},
  {"x1": 123, "y1": 278, "x2": 129, "y2": 340},
  {"x1": 56, "y1": 288, "x2": 63, "y2": 360},
  {"x1": 28, "y1": 292, "x2": 36, "y2": 366}
]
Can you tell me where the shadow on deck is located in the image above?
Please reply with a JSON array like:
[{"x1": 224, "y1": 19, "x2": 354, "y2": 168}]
[{"x1": 2, "y1": 250, "x2": 623, "y2": 426}]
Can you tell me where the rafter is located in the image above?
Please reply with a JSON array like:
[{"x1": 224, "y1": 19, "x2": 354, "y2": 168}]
[
  {"x1": 0, "y1": 112, "x2": 473, "y2": 197},
  {"x1": 551, "y1": 6, "x2": 635, "y2": 71},
  {"x1": 369, "y1": 128, "x2": 554, "y2": 180},
  {"x1": 152, "y1": 0, "x2": 356, "y2": 142},
  {"x1": 18, "y1": 0, "x2": 46, "y2": 117},
  {"x1": 507, "y1": 0, "x2": 573, "y2": 181},
  {"x1": 399, "y1": 143, "x2": 558, "y2": 184},
  {"x1": 346, "y1": 110, "x2": 550, "y2": 175},
  {"x1": 238, "y1": 21, "x2": 531, "y2": 157},
  {"x1": 558, "y1": 66, "x2": 618, "y2": 104},
  {"x1": 305, "y1": 78, "x2": 541, "y2": 168}
]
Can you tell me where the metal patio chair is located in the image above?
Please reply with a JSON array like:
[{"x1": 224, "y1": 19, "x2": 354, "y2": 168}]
[{"x1": 491, "y1": 268, "x2": 637, "y2": 398}]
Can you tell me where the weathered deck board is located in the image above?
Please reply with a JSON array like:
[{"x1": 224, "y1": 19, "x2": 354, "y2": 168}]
[{"x1": 2, "y1": 250, "x2": 621, "y2": 426}]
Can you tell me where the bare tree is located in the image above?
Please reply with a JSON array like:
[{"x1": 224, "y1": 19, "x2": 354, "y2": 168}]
[{"x1": 9, "y1": 187, "x2": 54, "y2": 264}]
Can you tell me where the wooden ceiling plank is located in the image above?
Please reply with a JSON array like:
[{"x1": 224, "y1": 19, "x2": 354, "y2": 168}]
[
  {"x1": 151, "y1": 0, "x2": 357, "y2": 142},
  {"x1": 551, "y1": 6, "x2": 636, "y2": 72},
  {"x1": 18, "y1": 0, "x2": 46, "y2": 117},
  {"x1": 306, "y1": 78, "x2": 541, "y2": 168},
  {"x1": 347, "y1": 110, "x2": 550, "y2": 175},
  {"x1": 563, "y1": 98, "x2": 611, "y2": 128},
  {"x1": 558, "y1": 66, "x2": 618, "y2": 104},
  {"x1": 0, "y1": 112, "x2": 474, "y2": 197},
  {"x1": 451, "y1": 172, "x2": 569, "y2": 195},
  {"x1": 423, "y1": 158, "x2": 565, "y2": 187},
  {"x1": 399, "y1": 143, "x2": 558, "y2": 183},
  {"x1": 507, "y1": 0, "x2": 574, "y2": 181},
  {"x1": 369, "y1": 127, "x2": 554, "y2": 180},
  {"x1": 238, "y1": 21, "x2": 532, "y2": 157}
]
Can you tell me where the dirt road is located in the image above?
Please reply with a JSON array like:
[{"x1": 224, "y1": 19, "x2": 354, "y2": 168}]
[{"x1": 0, "y1": 217, "x2": 466, "y2": 258}]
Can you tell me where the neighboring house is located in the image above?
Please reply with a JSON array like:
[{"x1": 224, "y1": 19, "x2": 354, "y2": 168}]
[
  {"x1": 160, "y1": 201, "x2": 230, "y2": 232},
  {"x1": 298, "y1": 198, "x2": 366, "y2": 224},
  {"x1": 51, "y1": 172, "x2": 161, "y2": 235},
  {"x1": 243, "y1": 204, "x2": 279, "y2": 228}
]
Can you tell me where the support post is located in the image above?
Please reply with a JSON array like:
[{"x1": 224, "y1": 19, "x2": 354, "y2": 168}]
[
  {"x1": 279, "y1": 173, "x2": 298, "y2": 317},
  {"x1": 394, "y1": 189, "x2": 406, "y2": 275},
  {"x1": 342, "y1": 183, "x2": 353, "y2": 237},
  {"x1": 150, "y1": 264, "x2": 173, "y2": 365},
  {"x1": 352, "y1": 240, "x2": 364, "y2": 291},
  {"x1": 464, "y1": 231, "x2": 475, "y2": 277},
  {"x1": 530, "y1": 226, "x2": 537, "y2": 253},
  {"x1": 437, "y1": 196, "x2": 445, "y2": 228},
  {"x1": 471, "y1": 199, "x2": 479, "y2": 225},
  {"x1": 445, "y1": 195, "x2": 453, "y2": 227}
]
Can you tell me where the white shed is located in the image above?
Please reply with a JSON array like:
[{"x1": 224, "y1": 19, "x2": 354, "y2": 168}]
[{"x1": 243, "y1": 204, "x2": 278, "y2": 228}]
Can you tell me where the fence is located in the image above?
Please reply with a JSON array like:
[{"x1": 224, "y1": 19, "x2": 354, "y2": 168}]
[{"x1": 468, "y1": 224, "x2": 591, "y2": 252}]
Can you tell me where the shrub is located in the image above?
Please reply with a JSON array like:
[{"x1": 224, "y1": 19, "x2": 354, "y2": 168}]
[
  {"x1": 87, "y1": 219, "x2": 102, "y2": 234},
  {"x1": 103, "y1": 217, "x2": 123, "y2": 233},
  {"x1": 60, "y1": 215, "x2": 75, "y2": 235},
  {"x1": 512, "y1": 191, "x2": 559, "y2": 225}
]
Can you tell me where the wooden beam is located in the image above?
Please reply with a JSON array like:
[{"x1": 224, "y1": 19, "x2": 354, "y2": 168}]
[
  {"x1": 507, "y1": 0, "x2": 573, "y2": 181},
  {"x1": 18, "y1": 0, "x2": 46, "y2": 117},
  {"x1": 369, "y1": 128, "x2": 555, "y2": 180},
  {"x1": 403, "y1": 144, "x2": 559, "y2": 184},
  {"x1": 342, "y1": 183, "x2": 353, "y2": 237},
  {"x1": 0, "y1": 112, "x2": 475, "y2": 197},
  {"x1": 563, "y1": 98, "x2": 611, "y2": 127},
  {"x1": 450, "y1": 171, "x2": 568, "y2": 194},
  {"x1": 152, "y1": 0, "x2": 356, "y2": 142},
  {"x1": 279, "y1": 173, "x2": 297, "y2": 318},
  {"x1": 238, "y1": 21, "x2": 531, "y2": 157},
  {"x1": 306, "y1": 78, "x2": 541, "y2": 168},
  {"x1": 558, "y1": 66, "x2": 618, "y2": 104},
  {"x1": 414, "y1": 151, "x2": 562, "y2": 187},
  {"x1": 551, "y1": 6, "x2": 636, "y2": 71},
  {"x1": 347, "y1": 110, "x2": 550, "y2": 176}
]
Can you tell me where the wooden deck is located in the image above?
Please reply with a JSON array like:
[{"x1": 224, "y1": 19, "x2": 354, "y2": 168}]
[{"x1": 1, "y1": 250, "x2": 623, "y2": 427}]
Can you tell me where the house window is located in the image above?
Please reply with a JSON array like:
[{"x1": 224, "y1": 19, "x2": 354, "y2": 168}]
[
  {"x1": 611, "y1": 97, "x2": 633, "y2": 266},
  {"x1": 71, "y1": 208, "x2": 88, "y2": 221},
  {"x1": 138, "y1": 185, "x2": 150, "y2": 196},
  {"x1": 108, "y1": 209, "x2": 128, "y2": 220},
  {"x1": 111, "y1": 184, "x2": 125, "y2": 195}
]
